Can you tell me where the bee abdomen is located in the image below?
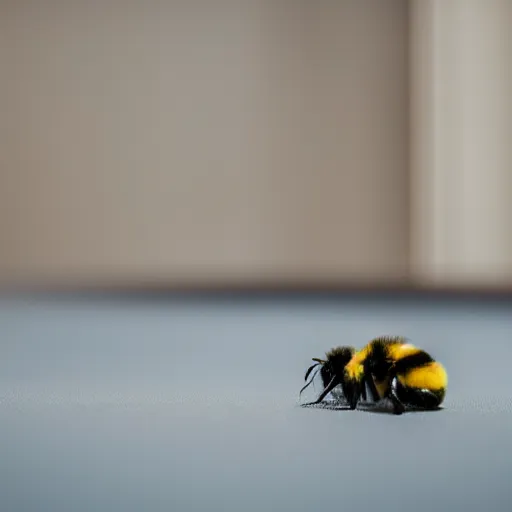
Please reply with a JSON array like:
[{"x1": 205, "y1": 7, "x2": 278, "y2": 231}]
[{"x1": 394, "y1": 379, "x2": 446, "y2": 409}]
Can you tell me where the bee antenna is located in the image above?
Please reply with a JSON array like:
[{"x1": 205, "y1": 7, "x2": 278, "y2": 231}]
[
  {"x1": 299, "y1": 366, "x2": 322, "y2": 399},
  {"x1": 304, "y1": 362, "x2": 321, "y2": 382}
]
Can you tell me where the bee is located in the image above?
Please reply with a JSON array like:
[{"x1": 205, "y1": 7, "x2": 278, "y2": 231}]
[
  {"x1": 299, "y1": 346, "x2": 379, "y2": 406},
  {"x1": 343, "y1": 335, "x2": 448, "y2": 415}
]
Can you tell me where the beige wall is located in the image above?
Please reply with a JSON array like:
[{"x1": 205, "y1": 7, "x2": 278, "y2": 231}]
[{"x1": 0, "y1": 1, "x2": 410, "y2": 288}]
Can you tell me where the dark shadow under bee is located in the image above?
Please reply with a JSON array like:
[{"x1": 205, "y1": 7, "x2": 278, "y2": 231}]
[{"x1": 300, "y1": 400, "x2": 443, "y2": 414}]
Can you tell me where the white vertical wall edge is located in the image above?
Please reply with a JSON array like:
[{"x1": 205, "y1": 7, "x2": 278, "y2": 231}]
[{"x1": 410, "y1": 0, "x2": 512, "y2": 285}]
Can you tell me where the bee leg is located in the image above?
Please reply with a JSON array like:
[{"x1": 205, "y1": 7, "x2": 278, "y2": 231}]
[
  {"x1": 301, "y1": 375, "x2": 341, "y2": 406},
  {"x1": 364, "y1": 375, "x2": 380, "y2": 403},
  {"x1": 361, "y1": 380, "x2": 367, "y2": 402},
  {"x1": 388, "y1": 379, "x2": 405, "y2": 415},
  {"x1": 389, "y1": 395, "x2": 406, "y2": 415}
]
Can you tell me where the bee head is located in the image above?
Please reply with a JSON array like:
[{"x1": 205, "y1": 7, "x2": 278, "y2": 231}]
[
  {"x1": 325, "y1": 346, "x2": 355, "y2": 374},
  {"x1": 316, "y1": 346, "x2": 352, "y2": 389},
  {"x1": 299, "y1": 346, "x2": 357, "y2": 403}
]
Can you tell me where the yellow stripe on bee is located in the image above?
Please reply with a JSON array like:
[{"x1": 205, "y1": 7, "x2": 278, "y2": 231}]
[
  {"x1": 349, "y1": 344, "x2": 372, "y2": 366},
  {"x1": 345, "y1": 361, "x2": 364, "y2": 380},
  {"x1": 397, "y1": 362, "x2": 448, "y2": 391},
  {"x1": 387, "y1": 343, "x2": 420, "y2": 360}
]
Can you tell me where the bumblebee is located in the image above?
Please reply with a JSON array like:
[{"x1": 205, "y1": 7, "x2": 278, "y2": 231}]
[
  {"x1": 343, "y1": 335, "x2": 448, "y2": 415},
  {"x1": 299, "y1": 346, "x2": 377, "y2": 406}
]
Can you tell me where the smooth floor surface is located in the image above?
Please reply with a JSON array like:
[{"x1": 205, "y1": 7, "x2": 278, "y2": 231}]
[{"x1": 1, "y1": 293, "x2": 512, "y2": 511}]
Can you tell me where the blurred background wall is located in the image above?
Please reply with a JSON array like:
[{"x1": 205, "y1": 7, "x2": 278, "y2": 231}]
[{"x1": 0, "y1": 0, "x2": 510, "y2": 291}]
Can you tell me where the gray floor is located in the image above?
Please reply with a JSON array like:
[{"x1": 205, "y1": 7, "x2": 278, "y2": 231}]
[{"x1": 1, "y1": 293, "x2": 512, "y2": 511}]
